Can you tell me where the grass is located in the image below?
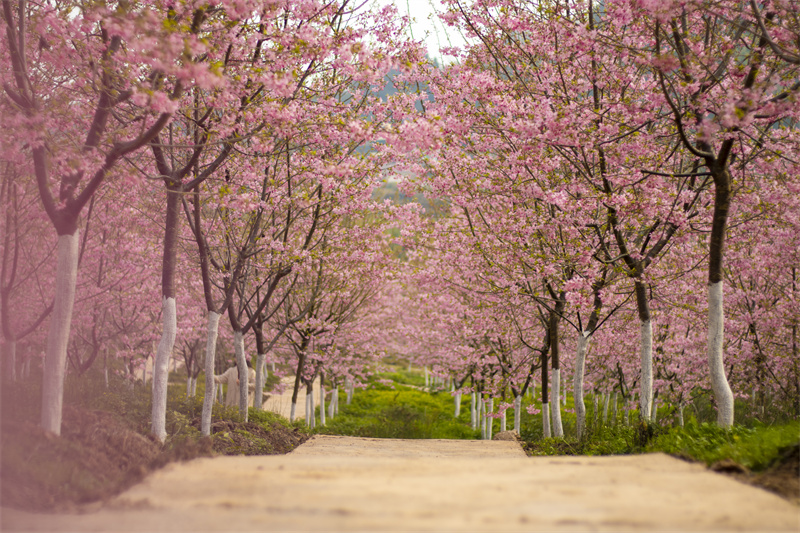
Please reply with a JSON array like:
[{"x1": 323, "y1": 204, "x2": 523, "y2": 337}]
[
  {"x1": 317, "y1": 386, "x2": 479, "y2": 439},
  {"x1": 646, "y1": 421, "x2": 800, "y2": 471}
]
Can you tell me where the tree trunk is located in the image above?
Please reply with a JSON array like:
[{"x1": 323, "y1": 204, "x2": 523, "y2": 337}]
[
  {"x1": 574, "y1": 331, "x2": 590, "y2": 439},
  {"x1": 41, "y1": 232, "x2": 80, "y2": 435},
  {"x1": 454, "y1": 392, "x2": 461, "y2": 418},
  {"x1": 634, "y1": 280, "x2": 654, "y2": 422},
  {"x1": 328, "y1": 384, "x2": 336, "y2": 420},
  {"x1": 254, "y1": 352, "x2": 266, "y2": 411},
  {"x1": 234, "y1": 330, "x2": 248, "y2": 421},
  {"x1": 346, "y1": 377, "x2": 354, "y2": 404},
  {"x1": 290, "y1": 347, "x2": 307, "y2": 423},
  {"x1": 470, "y1": 391, "x2": 477, "y2": 429},
  {"x1": 514, "y1": 395, "x2": 521, "y2": 434},
  {"x1": 707, "y1": 167, "x2": 734, "y2": 427},
  {"x1": 551, "y1": 369, "x2": 563, "y2": 437},
  {"x1": 152, "y1": 186, "x2": 181, "y2": 442},
  {"x1": 500, "y1": 408, "x2": 506, "y2": 433},
  {"x1": 542, "y1": 402, "x2": 551, "y2": 438},
  {"x1": 708, "y1": 281, "x2": 734, "y2": 426},
  {"x1": 151, "y1": 297, "x2": 176, "y2": 441},
  {"x1": 319, "y1": 374, "x2": 326, "y2": 427},
  {"x1": 487, "y1": 398, "x2": 494, "y2": 440},
  {"x1": 305, "y1": 381, "x2": 315, "y2": 429},
  {"x1": 201, "y1": 311, "x2": 221, "y2": 436}
]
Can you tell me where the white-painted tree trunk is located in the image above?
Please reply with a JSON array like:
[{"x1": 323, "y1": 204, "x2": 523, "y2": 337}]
[
  {"x1": 500, "y1": 408, "x2": 506, "y2": 433},
  {"x1": 574, "y1": 332, "x2": 590, "y2": 439},
  {"x1": 514, "y1": 395, "x2": 521, "y2": 433},
  {"x1": 479, "y1": 395, "x2": 485, "y2": 439},
  {"x1": 328, "y1": 385, "x2": 336, "y2": 420},
  {"x1": 542, "y1": 402, "x2": 551, "y2": 438},
  {"x1": 708, "y1": 282, "x2": 734, "y2": 427},
  {"x1": 254, "y1": 352, "x2": 266, "y2": 411},
  {"x1": 290, "y1": 401, "x2": 297, "y2": 422},
  {"x1": 320, "y1": 383, "x2": 326, "y2": 426},
  {"x1": 640, "y1": 319, "x2": 654, "y2": 422},
  {"x1": 679, "y1": 403, "x2": 685, "y2": 427},
  {"x1": 103, "y1": 350, "x2": 108, "y2": 389},
  {"x1": 346, "y1": 376, "x2": 353, "y2": 405},
  {"x1": 470, "y1": 392, "x2": 477, "y2": 429},
  {"x1": 551, "y1": 368, "x2": 564, "y2": 437},
  {"x1": 41, "y1": 232, "x2": 80, "y2": 435},
  {"x1": 454, "y1": 392, "x2": 461, "y2": 418},
  {"x1": 487, "y1": 398, "x2": 494, "y2": 440},
  {"x1": 201, "y1": 312, "x2": 221, "y2": 436},
  {"x1": 187, "y1": 377, "x2": 193, "y2": 397},
  {"x1": 151, "y1": 297, "x2": 177, "y2": 442},
  {"x1": 602, "y1": 393, "x2": 610, "y2": 424},
  {"x1": 306, "y1": 385, "x2": 315, "y2": 429},
  {"x1": 334, "y1": 385, "x2": 339, "y2": 416},
  {"x1": 234, "y1": 331, "x2": 248, "y2": 421},
  {"x1": 482, "y1": 399, "x2": 488, "y2": 440}
]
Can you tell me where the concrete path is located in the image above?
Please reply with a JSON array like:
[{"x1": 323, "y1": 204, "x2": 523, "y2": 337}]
[{"x1": 3, "y1": 435, "x2": 798, "y2": 532}]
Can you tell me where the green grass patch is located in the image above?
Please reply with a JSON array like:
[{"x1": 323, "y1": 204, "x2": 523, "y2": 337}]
[
  {"x1": 647, "y1": 421, "x2": 800, "y2": 471},
  {"x1": 317, "y1": 387, "x2": 479, "y2": 439}
]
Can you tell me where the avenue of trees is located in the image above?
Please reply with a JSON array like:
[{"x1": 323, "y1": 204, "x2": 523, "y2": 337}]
[{"x1": 2, "y1": 0, "x2": 798, "y2": 439}]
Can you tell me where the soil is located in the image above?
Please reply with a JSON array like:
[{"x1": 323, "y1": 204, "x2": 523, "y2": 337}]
[
  {"x1": 201, "y1": 418, "x2": 309, "y2": 456},
  {"x1": 0, "y1": 404, "x2": 309, "y2": 513},
  {"x1": 709, "y1": 443, "x2": 800, "y2": 505}
]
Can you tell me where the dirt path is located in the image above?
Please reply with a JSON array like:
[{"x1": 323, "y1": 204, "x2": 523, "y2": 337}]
[{"x1": 3, "y1": 435, "x2": 798, "y2": 532}]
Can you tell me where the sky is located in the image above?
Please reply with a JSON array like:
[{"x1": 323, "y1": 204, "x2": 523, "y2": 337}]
[{"x1": 387, "y1": 0, "x2": 470, "y2": 63}]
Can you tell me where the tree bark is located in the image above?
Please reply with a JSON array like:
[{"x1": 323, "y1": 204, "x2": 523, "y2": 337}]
[
  {"x1": 200, "y1": 311, "x2": 221, "y2": 436},
  {"x1": 41, "y1": 232, "x2": 79, "y2": 435},
  {"x1": 254, "y1": 352, "x2": 266, "y2": 411},
  {"x1": 635, "y1": 280, "x2": 654, "y2": 422},
  {"x1": 706, "y1": 160, "x2": 735, "y2": 427},
  {"x1": 542, "y1": 402, "x2": 551, "y2": 438},
  {"x1": 574, "y1": 331, "x2": 590, "y2": 439},
  {"x1": 152, "y1": 185, "x2": 181, "y2": 442},
  {"x1": 319, "y1": 373, "x2": 326, "y2": 427},
  {"x1": 708, "y1": 281, "x2": 734, "y2": 426},
  {"x1": 549, "y1": 307, "x2": 564, "y2": 437},
  {"x1": 234, "y1": 330, "x2": 248, "y2": 421}
]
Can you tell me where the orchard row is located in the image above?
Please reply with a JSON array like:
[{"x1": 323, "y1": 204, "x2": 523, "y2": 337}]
[{"x1": 2, "y1": 0, "x2": 798, "y2": 440}]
